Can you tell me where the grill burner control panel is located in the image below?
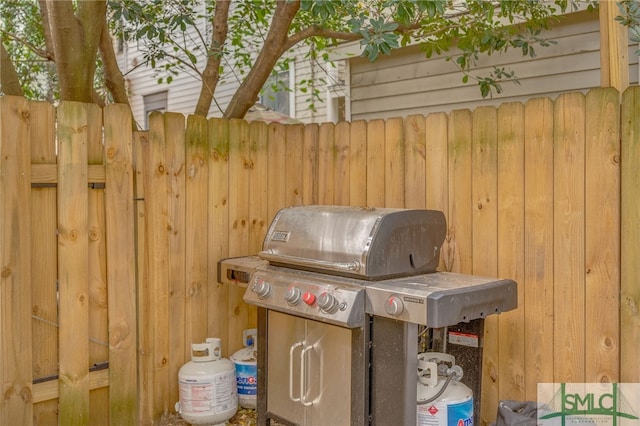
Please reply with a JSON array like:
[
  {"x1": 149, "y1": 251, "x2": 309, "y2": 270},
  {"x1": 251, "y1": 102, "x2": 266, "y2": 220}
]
[{"x1": 243, "y1": 265, "x2": 367, "y2": 328}]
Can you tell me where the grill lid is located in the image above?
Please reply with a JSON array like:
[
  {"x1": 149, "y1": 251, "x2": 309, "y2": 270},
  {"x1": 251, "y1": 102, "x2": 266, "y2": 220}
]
[{"x1": 259, "y1": 205, "x2": 446, "y2": 280}]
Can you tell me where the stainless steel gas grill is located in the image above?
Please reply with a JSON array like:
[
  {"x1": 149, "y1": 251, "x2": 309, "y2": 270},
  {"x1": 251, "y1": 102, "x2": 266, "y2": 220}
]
[{"x1": 219, "y1": 205, "x2": 517, "y2": 426}]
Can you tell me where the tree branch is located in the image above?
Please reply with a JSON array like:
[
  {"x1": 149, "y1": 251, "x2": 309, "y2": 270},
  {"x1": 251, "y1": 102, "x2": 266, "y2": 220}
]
[
  {"x1": 0, "y1": 29, "x2": 53, "y2": 61},
  {"x1": 98, "y1": 20, "x2": 130, "y2": 106},
  {"x1": 0, "y1": 41, "x2": 24, "y2": 96},
  {"x1": 38, "y1": 0, "x2": 56, "y2": 61},
  {"x1": 284, "y1": 26, "x2": 362, "y2": 51},
  {"x1": 194, "y1": 0, "x2": 230, "y2": 116},
  {"x1": 224, "y1": 0, "x2": 301, "y2": 118}
]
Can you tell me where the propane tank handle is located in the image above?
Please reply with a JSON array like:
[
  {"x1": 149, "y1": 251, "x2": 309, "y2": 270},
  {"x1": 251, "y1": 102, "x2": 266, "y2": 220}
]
[
  {"x1": 243, "y1": 328, "x2": 257, "y2": 348},
  {"x1": 417, "y1": 356, "x2": 438, "y2": 387},
  {"x1": 424, "y1": 351, "x2": 455, "y2": 366}
]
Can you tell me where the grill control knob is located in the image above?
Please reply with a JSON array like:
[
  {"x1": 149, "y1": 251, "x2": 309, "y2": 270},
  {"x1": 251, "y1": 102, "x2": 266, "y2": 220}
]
[
  {"x1": 318, "y1": 292, "x2": 339, "y2": 314},
  {"x1": 253, "y1": 278, "x2": 271, "y2": 299},
  {"x1": 284, "y1": 286, "x2": 302, "y2": 305},
  {"x1": 302, "y1": 291, "x2": 316, "y2": 305},
  {"x1": 384, "y1": 295, "x2": 404, "y2": 316}
]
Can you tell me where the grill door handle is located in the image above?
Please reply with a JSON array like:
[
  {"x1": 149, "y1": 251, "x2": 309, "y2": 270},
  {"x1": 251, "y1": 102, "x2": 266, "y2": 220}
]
[
  {"x1": 259, "y1": 251, "x2": 361, "y2": 273},
  {"x1": 300, "y1": 344, "x2": 314, "y2": 407},
  {"x1": 289, "y1": 341, "x2": 304, "y2": 402}
]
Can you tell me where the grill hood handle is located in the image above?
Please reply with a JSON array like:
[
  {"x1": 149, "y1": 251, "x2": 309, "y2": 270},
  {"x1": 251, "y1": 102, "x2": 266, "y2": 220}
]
[{"x1": 258, "y1": 251, "x2": 361, "y2": 273}]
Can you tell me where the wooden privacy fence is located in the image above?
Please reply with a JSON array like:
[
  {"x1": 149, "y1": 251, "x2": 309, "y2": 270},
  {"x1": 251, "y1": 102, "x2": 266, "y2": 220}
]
[{"x1": 1, "y1": 87, "x2": 639, "y2": 425}]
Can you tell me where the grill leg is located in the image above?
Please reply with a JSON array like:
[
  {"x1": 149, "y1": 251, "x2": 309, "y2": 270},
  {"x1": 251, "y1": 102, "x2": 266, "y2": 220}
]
[
  {"x1": 256, "y1": 307, "x2": 269, "y2": 426},
  {"x1": 369, "y1": 316, "x2": 418, "y2": 426}
]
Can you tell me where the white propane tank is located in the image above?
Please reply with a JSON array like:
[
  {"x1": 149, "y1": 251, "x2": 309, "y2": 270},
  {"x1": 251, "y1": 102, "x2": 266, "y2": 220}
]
[
  {"x1": 177, "y1": 338, "x2": 238, "y2": 426},
  {"x1": 416, "y1": 352, "x2": 473, "y2": 426},
  {"x1": 230, "y1": 328, "x2": 257, "y2": 409}
]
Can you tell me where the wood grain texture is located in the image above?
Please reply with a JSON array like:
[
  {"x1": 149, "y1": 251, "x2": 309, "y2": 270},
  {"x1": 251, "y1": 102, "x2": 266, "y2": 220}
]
[
  {"x1": 318, "y1": 122, "x2": 336, "y2": 205},
  {"x1": 384, "y1": 117, "x2": 405, "y2": 208},
  {"x1": 553, "y1": 92, "x2": 586, "y2": 383},
  {"x1": 185, "y1": 114, "x2": 209, "y2": 363},
  {"x1": 349, "y1": 120, "x2": 367, "y2": 207},
  {"x1": 471, "y1": 106, "x2": 499, "y2": 425},
  {"x1": 366, "y1": 119, "x2": 385, "y2": 207},
  {"x1": 208, "y1": 118, "x2": 230, "y2": 346},
  {"x1": 228, "y1": 119, "x2": 253, "y2": 354},
  {"x1": 29, "y1": 100, "x2": 59, "y2": 426},
  {"x1": 404, "y1": 115, "x2": 426, "y2": 209},
  {"x1": 0, "y1": 95, "x2": 33, "y2": 425},
  {"x1": 104, "y1": 104, "x2": 138, "y2": 424},
  {"x1": 143, "y1": 112, "x2": 171, "y2": 418},
  {"x1": 584, "y1": 88, "x2": 620, "y2": 383},
  {"x1": 425, "y1": 112, "x2": 449, "y2": 271},
  {"x1": 496, "y1": 102, "x2": 526, "y2": 402},
  {"x1": 620, "y1": 86, "x2": 640, "y2": 383},
  {"x1": 523, "y1": 97, "x2": 555, "y2": 399},
  {"x1": 302, "y1": 123, "x2": 319, "y2": 205},
  {"x1": 57, "y1": 101, "x2": 90, "y2": 425},
  {"x1": 446, "y1": 110, "x2": 473, "y2": 275},
  {"x1": 334, "y1": 121, "x2": 351, "y2": 206}
]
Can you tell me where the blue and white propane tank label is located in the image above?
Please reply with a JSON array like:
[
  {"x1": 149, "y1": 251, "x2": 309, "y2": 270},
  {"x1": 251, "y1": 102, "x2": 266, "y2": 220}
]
[
  {"x1": 417, "y1": 398, "x2": 473, "y2": 426},
  {"x1": 234, "y1": 362, "x2": 257, "y2": 397}
]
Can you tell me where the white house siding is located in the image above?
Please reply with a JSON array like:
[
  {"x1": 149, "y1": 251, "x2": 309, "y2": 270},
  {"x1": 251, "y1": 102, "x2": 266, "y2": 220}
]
[
  {"x1": 293, "y1": 49, "x2": 330, "y2": 123},
  {"x1": 348, "y1": 10, "x2": 639, "y2": 121},
  {"x1": 120, "y1": 41, "x2": 331, "y2": 127},
  {"x1": 119, "y1": 37, "x2": 243, "y2": 128}
]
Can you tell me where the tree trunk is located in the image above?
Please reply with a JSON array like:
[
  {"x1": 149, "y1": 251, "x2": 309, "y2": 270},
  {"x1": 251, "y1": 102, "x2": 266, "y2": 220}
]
[
  {"x1": 223, "y1": 0, "x2": 300, "y2": 119},
  {"x1": 0, "y1": 43, "x2": 24, "y2": 96},
  {"x1": 194, "y1": 0, "x2": 231, "y2": 116},
  {"x1": 44, "y1": 0, "x2": 107, "y2": 103}
]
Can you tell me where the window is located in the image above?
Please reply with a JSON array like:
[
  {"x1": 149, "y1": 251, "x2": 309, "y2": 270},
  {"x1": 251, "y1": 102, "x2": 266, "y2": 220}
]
[
  {"x1": 143, "y1": 91, "x2": 168, "y2": 129},
  {"x1": 260, "y1": 70, "x2": 290, "y2": 115}
]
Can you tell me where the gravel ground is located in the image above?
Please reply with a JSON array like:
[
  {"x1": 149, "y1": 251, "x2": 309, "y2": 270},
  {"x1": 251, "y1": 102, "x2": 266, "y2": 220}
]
[{"x1": 158, "y1": 407, "x2": 257, "y2": 425}]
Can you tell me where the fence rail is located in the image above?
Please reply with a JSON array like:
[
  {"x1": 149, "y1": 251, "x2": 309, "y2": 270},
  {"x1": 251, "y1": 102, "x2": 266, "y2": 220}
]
[{"x1": 1, "y1": 87, "x2": 638, "y2": 425}]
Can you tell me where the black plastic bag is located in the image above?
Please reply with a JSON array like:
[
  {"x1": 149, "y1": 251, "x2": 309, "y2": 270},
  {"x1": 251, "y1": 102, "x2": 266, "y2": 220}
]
[{"x1": 491, "y1": 400, "x2": 538, "y2": 426}]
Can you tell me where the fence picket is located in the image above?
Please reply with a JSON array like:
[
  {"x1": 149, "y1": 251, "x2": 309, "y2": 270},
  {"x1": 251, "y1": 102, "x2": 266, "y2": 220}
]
[
  {"x1": 57, "y1": 101, "x2": 91, "y2": 425},
  {"x1": 384, "y1": 117, "x2": 405, "y2": 208},
  {"x1": 496, "y1": 102, "x2": 526, "y2": 401},
  {"x1": 29, "y1": 100, "x2": 58, "y2": 425},
  {"x1": 103, "y1": 104, "x2": 137, "y2": 425},
  {"x1": 0, "y1": 95, "x2": 33, "y2": 425},
  {"x1": 349, "y1": 120, "x2": 367, "y2": 206},
  {"x1": 228, "y1": 119, "x2": 254, "y2": 354},
  {"x1": 143, "y1": 112, "x2": 171, "y2": 418},
  {"x1": 471, "y1": 106, "x2": 499, "y2": 424},
  {"x1": 318, "y1": 122, "x2": 336, "y2": 205},
  {"x1": 553, "y1": 92, "x2": 587, "y2": 383},
  {"x1": 86, "y1": 103, "x2": 110, "y2": 426},
  {"x1": 446, "y1": 109, "x2": 473, "y2": 274},
  {"x1": 621, "y1": 86, "x2": 640, "y2": 384},
  {"x1": 523, "y1": 97, "x2": 555, "y2": 400},
  {"x1": 404, "y1": 114, "x2": 426, "y2": 209},
  {"x1": 366, "y1": 119, "x2": 385, "y2": 207},
  {"x1": 302, "y1": 124, "x2": 319, "y2": 205},
  {"x1": 185, "y1": 114, "x2": 209, "y2": 362},
  {"x1": 249, "y1": 121, "x2": 269, "y2": 254},
  {"x1": 585, "y1": 88, "x2": 620, "y2": 383},
  {"x1": 208, "y1": 118, "x2": 231, "y2": 346},
  {"x1": 334, "y1": 121, "x2": 351, "y2": 206}
]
